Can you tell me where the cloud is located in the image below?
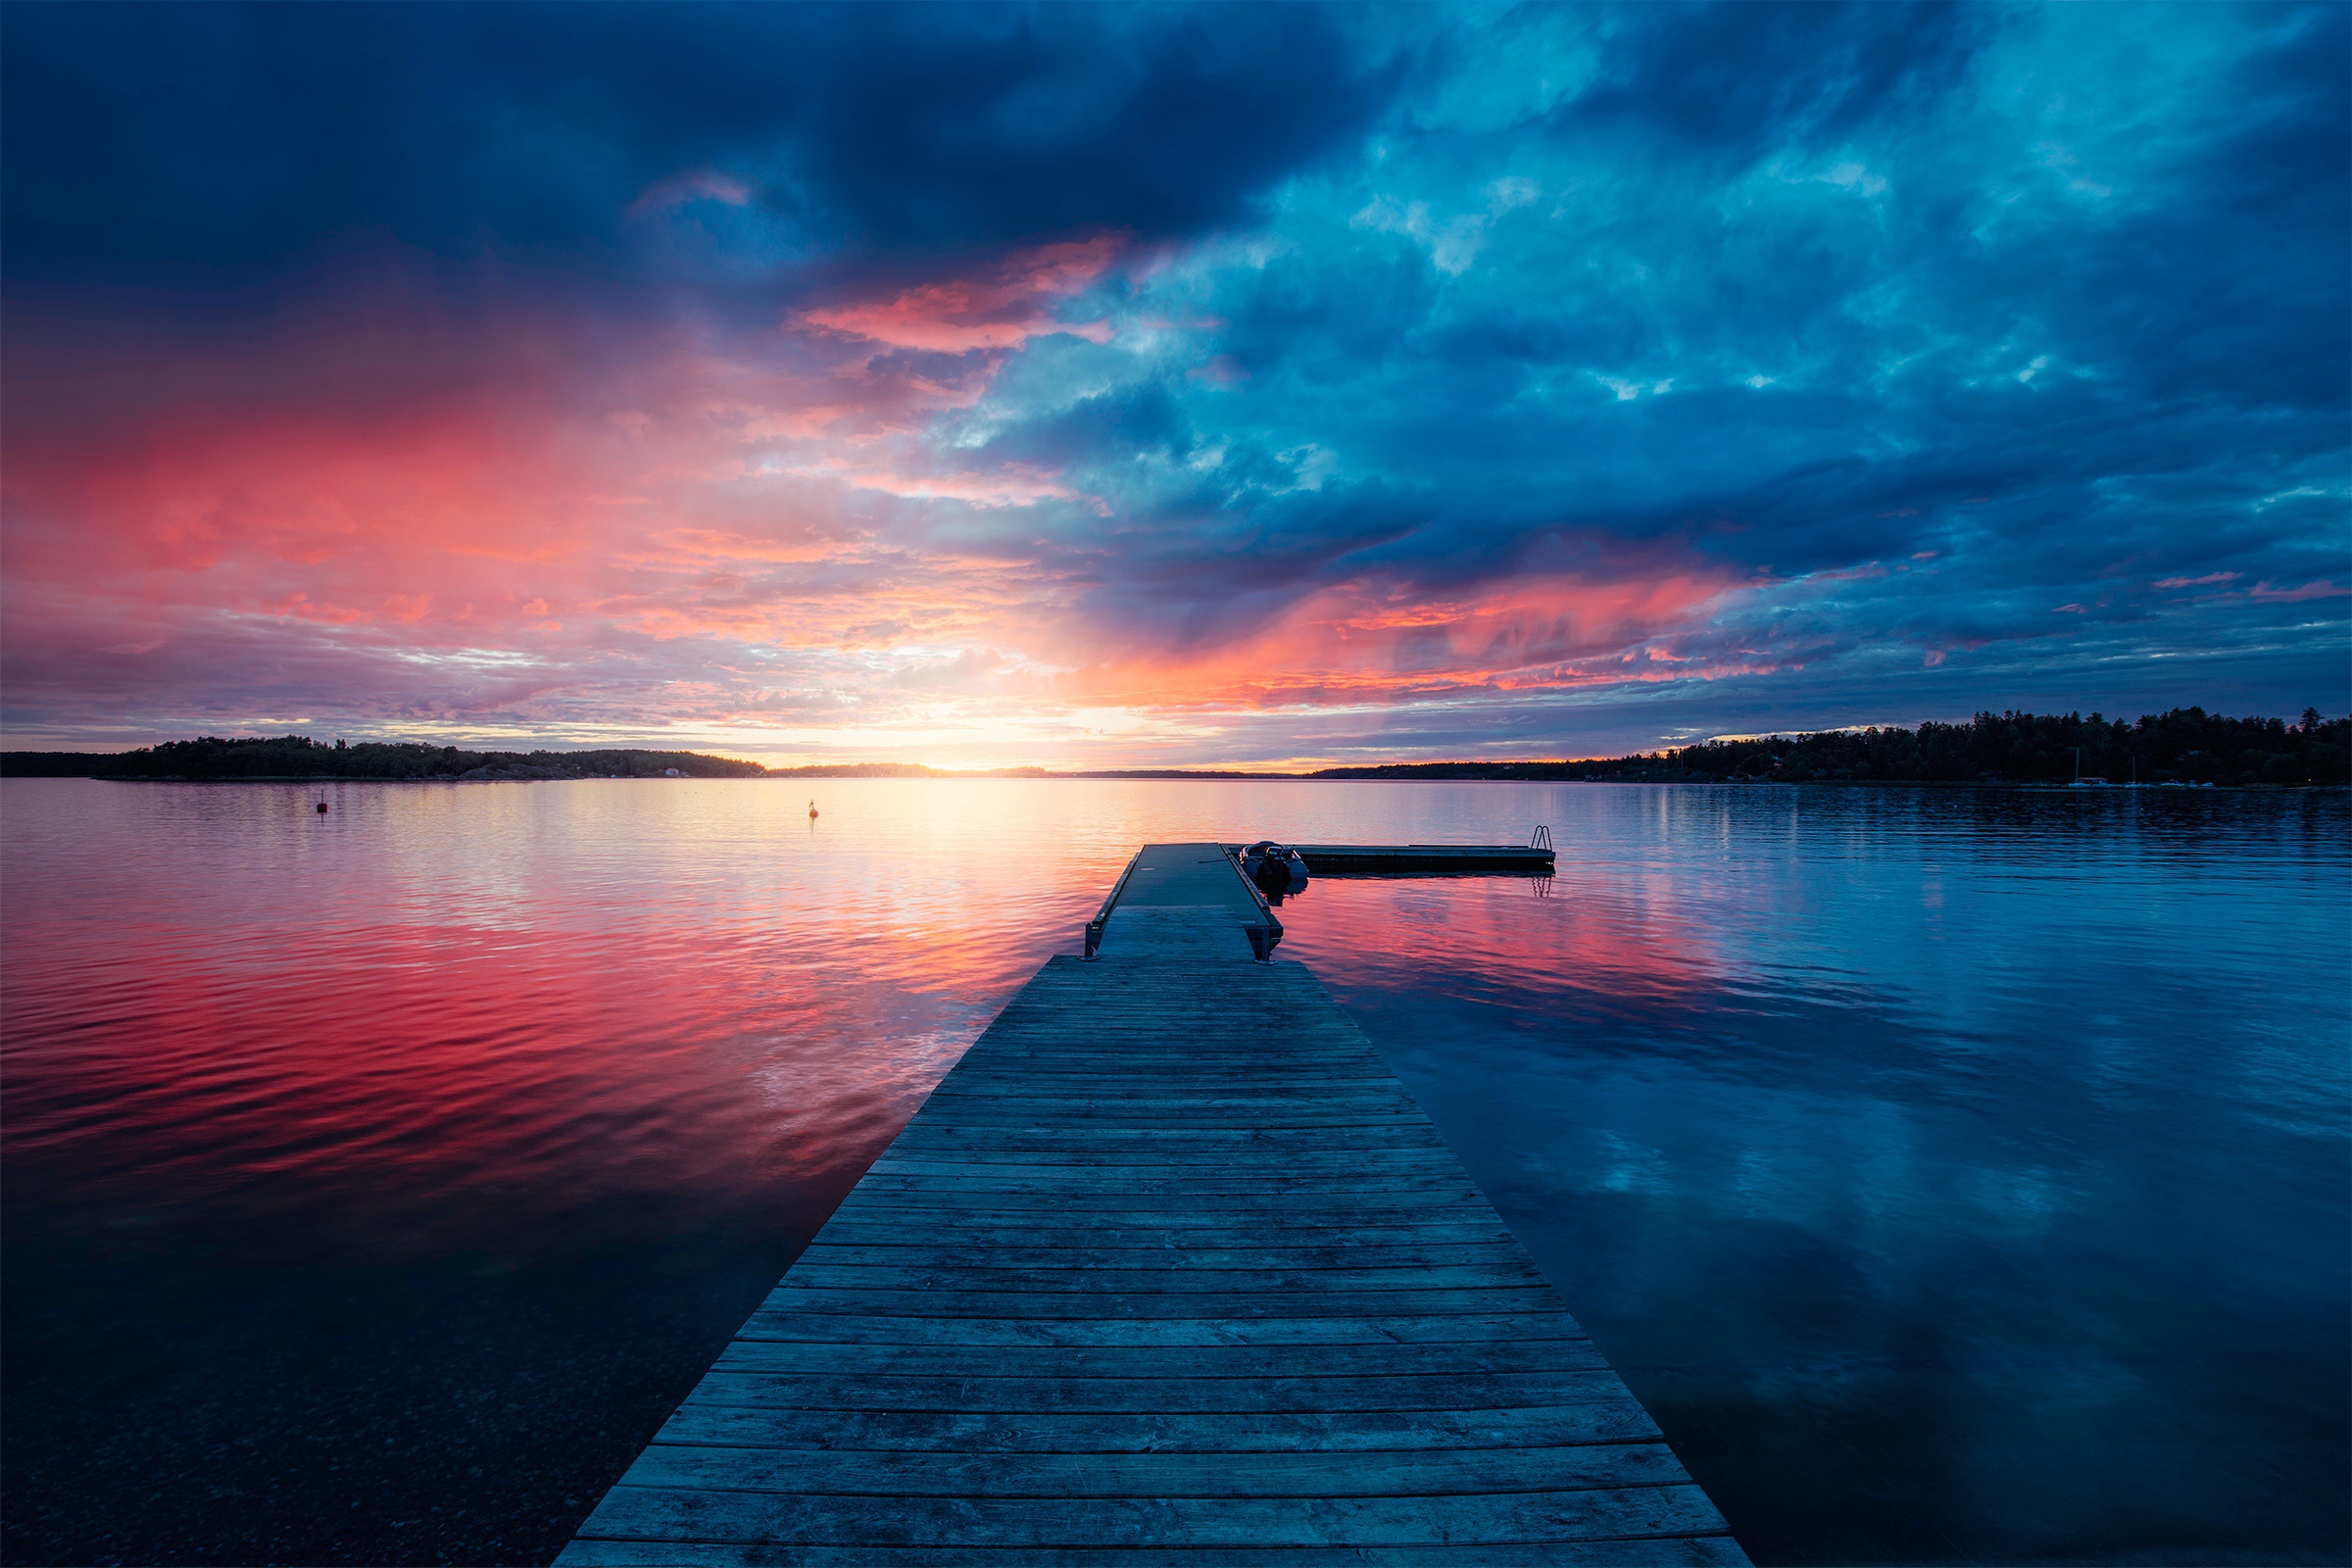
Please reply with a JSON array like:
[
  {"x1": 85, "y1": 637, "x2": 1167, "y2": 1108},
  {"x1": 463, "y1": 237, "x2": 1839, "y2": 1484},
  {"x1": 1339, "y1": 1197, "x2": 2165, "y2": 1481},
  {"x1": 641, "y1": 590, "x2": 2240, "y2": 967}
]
[
  {"x1": 627, "y1": 170, "x2": 755, "y2": 219},
  {"x1": 1, "y1": 4, "x2": 1398, "y2": 287},
  {"x1": 1, "y1": 3, "x2": 2343, "y2": 760},
  {"x1": 2248, "y1": 579, "x2": 2349, "y2": 604},
  {"x1": 1545, "y1": 1, "x2": 1991, "y2": 164},
  {"x1": 801, "y1": 236, "x2": 1126, "y2": 354}
]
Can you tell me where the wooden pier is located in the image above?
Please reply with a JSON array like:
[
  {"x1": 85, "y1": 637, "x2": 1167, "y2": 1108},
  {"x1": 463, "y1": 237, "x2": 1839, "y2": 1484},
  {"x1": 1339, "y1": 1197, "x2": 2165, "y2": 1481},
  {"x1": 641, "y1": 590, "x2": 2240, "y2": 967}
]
[{"x1": 562, "y1": 845, "x2": 1744, "y2": 1564}]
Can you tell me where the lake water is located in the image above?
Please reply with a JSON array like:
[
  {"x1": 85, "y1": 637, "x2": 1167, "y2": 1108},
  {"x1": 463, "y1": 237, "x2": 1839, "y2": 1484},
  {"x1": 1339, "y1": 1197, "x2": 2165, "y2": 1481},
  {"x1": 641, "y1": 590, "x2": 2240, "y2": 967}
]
[{"x1": 2, "y1": 777, "x2": 2344, "y2": 1565}]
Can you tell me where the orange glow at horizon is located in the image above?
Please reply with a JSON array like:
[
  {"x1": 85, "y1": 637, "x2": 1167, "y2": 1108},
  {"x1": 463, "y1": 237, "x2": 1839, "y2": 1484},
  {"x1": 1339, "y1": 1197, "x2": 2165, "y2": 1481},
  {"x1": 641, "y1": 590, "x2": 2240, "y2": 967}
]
[{"x1": 2, "y1": 236, "x2": 1797, "y2": 763}]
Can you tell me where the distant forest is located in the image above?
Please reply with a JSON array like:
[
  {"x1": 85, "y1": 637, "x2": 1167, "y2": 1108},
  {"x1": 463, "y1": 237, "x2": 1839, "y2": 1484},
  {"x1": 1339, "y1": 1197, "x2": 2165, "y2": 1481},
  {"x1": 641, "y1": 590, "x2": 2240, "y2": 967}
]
[
  {"x1": 0, "y1": 736, "x2": 767, "y2": 781},
  {"x1": 2, "y1": 706, "x2": 2345, "y2": 787},
  {"x1": 1312, "y1": 708, "x2": 2351, "y2": 787}
]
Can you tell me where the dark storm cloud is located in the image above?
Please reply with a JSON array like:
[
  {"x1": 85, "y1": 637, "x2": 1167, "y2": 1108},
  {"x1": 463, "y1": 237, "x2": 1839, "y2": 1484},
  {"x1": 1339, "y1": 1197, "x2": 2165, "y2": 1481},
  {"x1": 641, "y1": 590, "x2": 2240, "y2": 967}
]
[
  {"x1": 1, "y1": 1, "x2": 1396, "y2": 289},
  {"x1": 1547, "y1": 0, "x2": 1992, "y2": 163}
]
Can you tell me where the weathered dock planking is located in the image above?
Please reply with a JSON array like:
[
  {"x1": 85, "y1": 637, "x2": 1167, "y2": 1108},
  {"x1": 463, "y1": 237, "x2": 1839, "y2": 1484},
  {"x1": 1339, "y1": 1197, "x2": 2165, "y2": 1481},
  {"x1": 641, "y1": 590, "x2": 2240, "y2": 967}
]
[
  {"x1": 1087, "y1": 841, "x2": 1288, "y2": 959},
  {"x1": 562, "y1": 844, "x2": 1745, "y2": 1565}
]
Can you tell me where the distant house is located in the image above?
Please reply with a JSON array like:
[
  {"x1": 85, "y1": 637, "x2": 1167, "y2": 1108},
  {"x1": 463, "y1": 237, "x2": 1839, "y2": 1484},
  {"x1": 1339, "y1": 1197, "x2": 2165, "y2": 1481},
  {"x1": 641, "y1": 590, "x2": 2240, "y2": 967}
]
[{"x1": 662, "y1": 767, "x2": 684, "y2": 778}]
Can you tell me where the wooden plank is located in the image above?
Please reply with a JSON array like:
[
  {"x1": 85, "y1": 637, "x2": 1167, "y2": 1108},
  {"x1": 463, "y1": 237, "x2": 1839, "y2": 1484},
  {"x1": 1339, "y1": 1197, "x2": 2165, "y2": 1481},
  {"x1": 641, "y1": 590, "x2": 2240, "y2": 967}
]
[
  {"x1": 955, "y1": 1018, "x2": 1368, "y2": 1029},
  {"x1": 888, "y1": 1123, "x2": 1445, "y2": 1145},
  {"x1": 561, "y1": 1538, "x2": 1748, "y2": 1566},
  {"x1": 858, "y1": 1158, "x2": 1468, "y2": 1180},
  {"x1": 937, "y1": 1060, "x2": 1387, "y2": 1075},
  {"x1": 766, "y1": 1267, "x2": 1547, "y2": 1296},
  {"x1": 863, "y1": 1157, "x2": 1465, "y2": 1178},
  {"x1": 945, "y1": 1062, "x2": 1381, "y2": 1072},
  {"x1": 617, "y1": 1442, "x2": 1693, "y2": 1497},
  {"x1": 801, "y1": 1223, "x2": 1524, "y2": 1250},
  {"x1": 828, "y1": 1194, "x2": 1493, "y2": 1214},
  {"x1": 808, "y1": 1210, "x2": 1515, "y2": 1233},
  {"x1": 676, "y1": 1368, "x2": 1629, "y2": 1413},
  {"x1": 915, "y1": 1095, "x2": 1421, "y2": 1111},
  {"x1": 836, "y1": 1173, "x2": 1487, "y2": 1196},
  {"x1": 795, "y1": 1236, "x2": 1526, "y2": 1260},
  {"x1": 571, "y1": 1485, "x2": 1734, "y2": 1548},
  {"x1": 921, "y1": 1083, "x2": 1408, "y2": 1096},
  {"x1": 795, "y1": 1242, "x2": 1535, "y2": 1269},
  {"x1": 733, "y1": 1311, "x2": 1592, "y2": 1348},
  {"x1": 870, "y1": 1141, "x2": 1460, "y2": 1164},
  {"x1": 895, "y1": 1114, "x2": 1435, "y2": 1130},
  {"x1": 758, "y1": 1287, "x2": 1563, "y2": 1320},
  {"x1": 566, "y1": 852, "x2": 1746, "y2": 1564},
  {"x1": 908, "y1": 1108, "x2": 1416, "y2": 1124},
  {"x1": 884, "y1": 1133, "x2": 1448, "y2": 1147},
  {"x1": 707, "y1": 1339, "x2": 1607, "y2": 1378},
  {"x1": 930, "y1": 1079, "x2": 1399, "y2": 1095},
  {"x1": 887, "y1": 1119, "x2": 1446, "y2": 1136},
  {"x1": 795, "y1": 1224, "x2": 1519, "y2": 1248},
  {"x1": 652, "y1": 1401, "x2": 1665, "y2": 1452},
  {"x1": 773, "y1": 1263, "x2": 1548, "y2": 1293}
]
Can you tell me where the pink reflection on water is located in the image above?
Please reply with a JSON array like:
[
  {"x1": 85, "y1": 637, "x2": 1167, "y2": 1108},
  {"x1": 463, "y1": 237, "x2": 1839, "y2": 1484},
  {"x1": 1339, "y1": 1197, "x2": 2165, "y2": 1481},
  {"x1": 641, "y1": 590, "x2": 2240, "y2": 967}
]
[
  {"x1": 1, "y1": 779, "x2": 1114, "y2": 1258},
  {"x1": 2, "y1": 776, "x2": 1721, "y2": 1257}
]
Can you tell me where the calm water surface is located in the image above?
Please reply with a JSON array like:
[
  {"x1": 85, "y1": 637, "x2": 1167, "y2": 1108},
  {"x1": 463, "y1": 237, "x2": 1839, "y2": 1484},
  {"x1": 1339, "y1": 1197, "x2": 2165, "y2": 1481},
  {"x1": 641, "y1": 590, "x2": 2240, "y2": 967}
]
[{"x1": 3, "y1": 778, "x2": 2345, "y2": 1565}]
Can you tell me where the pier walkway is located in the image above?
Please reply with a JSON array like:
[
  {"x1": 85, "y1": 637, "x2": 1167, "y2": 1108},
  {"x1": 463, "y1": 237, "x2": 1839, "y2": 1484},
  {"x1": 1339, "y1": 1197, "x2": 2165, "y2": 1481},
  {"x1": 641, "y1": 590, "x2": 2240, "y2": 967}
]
[{"x1": 562, "y1": 846, "x2": 1745, "y2": 1564}]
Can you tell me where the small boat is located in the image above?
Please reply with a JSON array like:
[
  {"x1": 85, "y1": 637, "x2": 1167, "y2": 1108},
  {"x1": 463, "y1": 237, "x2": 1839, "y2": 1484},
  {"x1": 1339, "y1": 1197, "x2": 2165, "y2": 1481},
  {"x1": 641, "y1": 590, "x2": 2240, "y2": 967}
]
[{"x1": 1238, "y1": 841, "x2": 1308, "y2": 897}]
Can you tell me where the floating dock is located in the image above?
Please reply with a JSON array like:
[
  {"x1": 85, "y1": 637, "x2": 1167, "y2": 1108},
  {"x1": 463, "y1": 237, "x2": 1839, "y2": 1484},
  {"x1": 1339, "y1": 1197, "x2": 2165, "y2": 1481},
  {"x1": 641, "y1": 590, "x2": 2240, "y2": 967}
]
[
  {"x1": 563, "y1": 844, "x2": 1743, "y2": 1564},
  {"x1": 1260, "y1": 843, "x2": 1557, "y2": 876}
]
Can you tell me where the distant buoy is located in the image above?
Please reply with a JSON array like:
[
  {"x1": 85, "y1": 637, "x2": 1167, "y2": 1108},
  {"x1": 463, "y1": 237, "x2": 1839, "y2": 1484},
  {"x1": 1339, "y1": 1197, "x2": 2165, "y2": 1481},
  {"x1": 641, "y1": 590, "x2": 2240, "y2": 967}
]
[
  {"x1": 316, "y1": 801, "x2": 328, "y2": 814},
  {"x1": 808, "y1": 800, "x2": 819, "y2": 819}
]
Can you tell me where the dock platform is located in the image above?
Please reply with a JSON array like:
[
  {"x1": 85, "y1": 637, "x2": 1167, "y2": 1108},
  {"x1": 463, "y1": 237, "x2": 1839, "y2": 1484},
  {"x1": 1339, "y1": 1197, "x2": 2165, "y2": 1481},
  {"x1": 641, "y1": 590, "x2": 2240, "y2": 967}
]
[
  {"x1": 1266, "y1": 844, "x2": 1556, "y2": 876},
  {"x1": 563, "y1": 845, "x2": 1743, "y2": 1564}
]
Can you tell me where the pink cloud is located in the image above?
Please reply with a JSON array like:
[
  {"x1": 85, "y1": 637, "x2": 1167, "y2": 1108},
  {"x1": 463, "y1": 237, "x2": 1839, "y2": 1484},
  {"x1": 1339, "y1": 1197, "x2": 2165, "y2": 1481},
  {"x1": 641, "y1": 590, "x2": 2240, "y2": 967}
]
[
  {"x1": 1052, "y1": 569, "x2": 1754, "y2": 710},
  {"x1": 0, "y1": 245, "x2": 1798, "y2": 759},
  {"x1": 2153, "y1": 570, "x2": 2241, "y2": 588},
  {"x1": 800, "y1": 235, "x2": 1126, "y2": 354},
  {"x1": 2248, "y1": 579, "x2": 2349, "y2": 602}
]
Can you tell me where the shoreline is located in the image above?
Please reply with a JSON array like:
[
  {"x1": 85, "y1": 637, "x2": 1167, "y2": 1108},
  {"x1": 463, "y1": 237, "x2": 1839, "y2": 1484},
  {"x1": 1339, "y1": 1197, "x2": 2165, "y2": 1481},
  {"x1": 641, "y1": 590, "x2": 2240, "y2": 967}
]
[
  {"x1": 6, "y1": 773, "x2": 2341, "y2": 794},
  {"x1": 9, "y1": 708, "x2": 2340, "y2": 790}
]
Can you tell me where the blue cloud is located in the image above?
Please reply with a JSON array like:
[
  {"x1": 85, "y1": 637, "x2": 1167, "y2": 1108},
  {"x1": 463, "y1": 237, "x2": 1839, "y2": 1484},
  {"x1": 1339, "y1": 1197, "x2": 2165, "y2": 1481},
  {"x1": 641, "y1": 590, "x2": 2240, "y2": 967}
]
[
  {"x1": 938, "y1": 1, "x2": 2348, "y2": 734},
  {"x1": 1544, "y1": 1, "x2": 1992, "y2": 163}
]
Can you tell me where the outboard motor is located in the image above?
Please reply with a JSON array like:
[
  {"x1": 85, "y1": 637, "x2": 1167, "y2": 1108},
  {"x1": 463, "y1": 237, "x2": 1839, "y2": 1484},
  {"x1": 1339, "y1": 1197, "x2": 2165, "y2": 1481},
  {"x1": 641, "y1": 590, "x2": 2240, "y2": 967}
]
[{"x1": 1240, "y1": 841, "x2": 1308, "y2": 898}]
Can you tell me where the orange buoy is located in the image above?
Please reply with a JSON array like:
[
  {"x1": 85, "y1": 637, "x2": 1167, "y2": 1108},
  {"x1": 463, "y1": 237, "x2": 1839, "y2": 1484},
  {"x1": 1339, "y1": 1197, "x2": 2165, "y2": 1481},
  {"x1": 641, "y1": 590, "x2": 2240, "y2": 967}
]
[{"x1": 808, "y1": 800, "x2": 819, "y2": 819}]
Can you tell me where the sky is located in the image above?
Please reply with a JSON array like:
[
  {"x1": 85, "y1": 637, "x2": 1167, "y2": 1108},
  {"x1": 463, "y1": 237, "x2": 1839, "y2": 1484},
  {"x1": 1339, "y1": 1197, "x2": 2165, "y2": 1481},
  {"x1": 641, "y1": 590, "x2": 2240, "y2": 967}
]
[{"x1": 3, "y1": 2, "x2": 2345, "y2": 767}]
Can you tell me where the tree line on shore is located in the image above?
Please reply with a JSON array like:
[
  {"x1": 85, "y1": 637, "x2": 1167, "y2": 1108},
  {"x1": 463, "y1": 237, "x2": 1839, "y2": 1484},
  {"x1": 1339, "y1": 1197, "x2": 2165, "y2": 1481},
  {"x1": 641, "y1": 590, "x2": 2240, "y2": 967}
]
[
  {"x1": 0, "y1": 735, "x2": 768, "y2": 781},
  {"x1": 1313, "y1": 707, "x2": 2349, "y2": 786},
  {"x1": 1646, "y1": 705, "x2": 2351, "y2": 786},
  {"x1": 1, "y1": 706, "x2": 2345, "y2": 787}
]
